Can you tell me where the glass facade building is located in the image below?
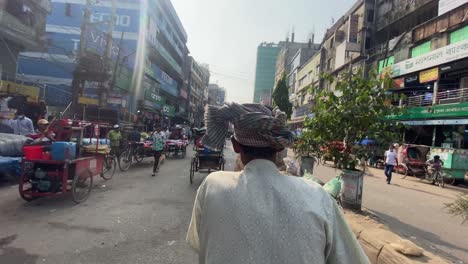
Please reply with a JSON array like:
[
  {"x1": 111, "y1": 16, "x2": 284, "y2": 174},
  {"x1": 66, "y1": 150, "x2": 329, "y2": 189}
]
[{"x1": 253, "y1": 43, "x2": 281, "y2": 104}]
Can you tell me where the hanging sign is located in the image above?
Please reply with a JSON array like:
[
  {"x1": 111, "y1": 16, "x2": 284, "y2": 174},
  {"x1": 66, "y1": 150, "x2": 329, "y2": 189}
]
[{"x1": 419, "y1": 67, "x2": 439, "y2": 83}]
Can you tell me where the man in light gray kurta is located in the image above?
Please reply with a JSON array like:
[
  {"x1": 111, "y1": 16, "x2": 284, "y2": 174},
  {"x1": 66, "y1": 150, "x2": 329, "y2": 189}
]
[{"x1": 187, "y1": 103, "x2": 369, "y2": 264}]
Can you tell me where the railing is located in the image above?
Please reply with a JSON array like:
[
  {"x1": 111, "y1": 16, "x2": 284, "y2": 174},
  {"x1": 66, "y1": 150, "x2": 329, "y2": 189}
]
[{"x1": 399, "y1": 87, "x2": 468, "y2": 108}]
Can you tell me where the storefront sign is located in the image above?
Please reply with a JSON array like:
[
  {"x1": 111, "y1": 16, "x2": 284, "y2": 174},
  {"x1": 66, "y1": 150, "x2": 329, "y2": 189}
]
[
  {"x1": 144, "y1": 88, "x2": 165, "y2": 105},
  {"x1": 162, "y1": 105, "x2": 175, "y2": 117},
  {"x1": 439, "y1": 0, "x2": 467, "y2": 16},
  {"x1": 0, "y1": 81, "x2": 40, "y2": 100},
  {"x1": 392, "y1": 39, "x2": 468, "y2": 77},
  {"x1": 419, "y1": 67, "x2": 439, "y2": 83},
  {"x1": 78, "y1": 96, "x2": 99, "y2": 106},
  {"x1": 388, "y1": 102, "x2": 468, "y2": 120}
]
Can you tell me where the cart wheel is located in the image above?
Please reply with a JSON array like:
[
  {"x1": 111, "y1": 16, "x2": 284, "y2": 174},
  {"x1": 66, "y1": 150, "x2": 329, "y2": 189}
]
[
  {"x1": 134, "y1": 148, "x2": 144, "y2": 164},
  {"x1": 444, "y1": 176, "x2": 455, "y2": 185},
  {"x1": 119, "y1": 149, "x2": 132, "y2": 172},
  {"x1": 72, "y1": 169, "x2": 93, "y2": 203},
  {"x1": 190, "y1": 158, "x2": 196, "y2": 184},
  {"x1": 19, "y1": 175, "x2": 38, "y2": 202},
  {"x1": 101, "y1": 155, "x2": 116, "y2": 180},
  {"x1": 398, "y1": 164, "x2": 409, "y2": 179}
]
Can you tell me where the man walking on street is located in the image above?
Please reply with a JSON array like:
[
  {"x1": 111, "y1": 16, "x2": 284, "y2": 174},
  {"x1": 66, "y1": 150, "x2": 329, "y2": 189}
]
[
  {"x1": 384, "y1": 145, "x2": 398, "y2": 184},
  {"x1": 9, "y1": 109, "x2": 34, "y2": 136},
  {"x1": 151, "y1": 125, "x2": 165, "y2": 177},
  {"x1": 187, "y1": 103, "x2": 369, "y2": 264}
]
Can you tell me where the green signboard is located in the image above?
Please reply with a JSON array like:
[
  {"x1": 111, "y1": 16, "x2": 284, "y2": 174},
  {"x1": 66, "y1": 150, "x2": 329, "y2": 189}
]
[
  {"x1": 162, "y1": 105, "x2": 176, "y2": 117},
  {"x1": 144, "y1": 87, "x2": 165, "y2": 105},
  {"x1": 388, "y1": 102, "x2": 468, "y2": 120}
]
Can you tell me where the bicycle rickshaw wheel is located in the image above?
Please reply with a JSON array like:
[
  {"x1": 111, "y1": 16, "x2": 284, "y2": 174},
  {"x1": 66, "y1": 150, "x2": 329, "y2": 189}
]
[
  {"x1": 119, "y1": 149, "x2": 132, "y2": 172},
  {"x1": 72, "y1": 169, "x2": 93, "y2": 203},
  {"x1": 101, "y1": 155, "x2": 116, "y2": 180},
  {"x1": 444, "y1": 176, "x2": 455, "y2": 185},
  {"x1": 190, "y1": 157, "x2": 196, "y2": 184},
  {"x1": 134, "y1": 148, "x2": 144, "y2": 163},
  {"x1": 397, "y1": 164, "x2": 408, "y2": 179}
]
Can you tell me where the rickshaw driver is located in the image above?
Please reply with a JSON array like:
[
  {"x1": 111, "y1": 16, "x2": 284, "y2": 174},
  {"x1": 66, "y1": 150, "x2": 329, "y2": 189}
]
[{"x1": 33, "y1": 119, "x2": 56, "y2": 143}]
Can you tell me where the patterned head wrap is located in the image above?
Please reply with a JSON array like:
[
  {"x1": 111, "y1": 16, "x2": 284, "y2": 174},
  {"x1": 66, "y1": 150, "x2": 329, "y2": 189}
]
[{"x1": 201, "y1": 103, "x2": 293, "y2": 151}]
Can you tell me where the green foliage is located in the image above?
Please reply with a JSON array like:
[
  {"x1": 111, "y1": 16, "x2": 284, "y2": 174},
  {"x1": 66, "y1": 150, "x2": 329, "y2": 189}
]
[
  {"x1": 272, "y1": 75, "x2": 293, "y2": 118},
  {"x1": 302, "y1": 69, "x2": 400, "y2": 171},
  {"x1": 446, "y1": 195, "x2": 468, "y2": 223}
]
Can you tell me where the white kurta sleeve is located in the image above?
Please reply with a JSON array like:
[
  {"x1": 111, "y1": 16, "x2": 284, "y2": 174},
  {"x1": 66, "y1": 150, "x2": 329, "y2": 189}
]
[
  {"x1": 186, "y1": 180, "x2": 207, "y2": 252},
  {"x1": 325, "y1": 202, "x2": 370, "y2": 264}
]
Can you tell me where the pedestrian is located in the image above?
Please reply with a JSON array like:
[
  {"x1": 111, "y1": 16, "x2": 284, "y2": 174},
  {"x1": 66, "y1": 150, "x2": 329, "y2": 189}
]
[
  {"x1": 186, "y1": 103, "x2": 369, "y2": 264},
  {"x1": 151, "y1": 125, "x2": 165, "y2": 177},
  {"x1": 107, "y1": 125, "x2": 122, "y2": 158},
  {"x1": 384, "y1": 145, "x2": 398, "y2": 184},
  {"x1": 9, "y1": 109, "x2": 35, "y2": 136}
]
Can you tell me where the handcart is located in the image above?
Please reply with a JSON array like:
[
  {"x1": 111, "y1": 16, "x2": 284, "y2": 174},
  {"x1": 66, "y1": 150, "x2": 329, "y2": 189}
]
[
  {"x1": 189, "y1": 129, "x2": 224, "y2": 184},
  {"x1": 18, "y1": 122, "x2": 110, "y2": 203}
]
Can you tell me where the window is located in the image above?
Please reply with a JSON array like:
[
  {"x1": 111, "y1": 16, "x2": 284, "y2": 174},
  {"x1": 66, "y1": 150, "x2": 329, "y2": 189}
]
[
  {"x1": 411, "y1": 41, "x2": 431, "y2": 58},
  {"x1": 450, "y1": 26, "x2": 468, "y2": 44},
  {"x1": 378, "y1": 56, "x2": 394, "y2": 74},
  {"x1": 65, "y1": 3, "x2": 71, "y2": 17}
]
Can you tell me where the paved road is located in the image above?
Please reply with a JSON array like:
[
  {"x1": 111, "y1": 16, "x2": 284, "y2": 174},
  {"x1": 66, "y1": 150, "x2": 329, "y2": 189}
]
[
  {"x1": 1, "y1": 145, "x2": 467, "y2": 263},
  {"x1": 0, "y1": 146, "x2": 236, "y2": 264},
  {"x1": 314, "y1": 163, "x2": 468, "y2": 263}
]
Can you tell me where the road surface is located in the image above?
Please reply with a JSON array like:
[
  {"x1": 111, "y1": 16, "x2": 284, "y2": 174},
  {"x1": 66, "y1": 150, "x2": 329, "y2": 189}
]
[
  {"x1": 1, "y1": 144, "x2": 467, "y2": 263},
  {"x1": 314, "y1": 163, "x2": 468, "y2": 263}
]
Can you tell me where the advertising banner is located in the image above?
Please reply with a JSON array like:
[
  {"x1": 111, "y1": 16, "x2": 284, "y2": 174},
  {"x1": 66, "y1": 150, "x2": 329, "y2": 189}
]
[
  {"x1": 392, "y1": 39, "x2": 468, "y2": 77},
  {"x1": 419, "y1": 67, "x2": 439, "y2": 83}
]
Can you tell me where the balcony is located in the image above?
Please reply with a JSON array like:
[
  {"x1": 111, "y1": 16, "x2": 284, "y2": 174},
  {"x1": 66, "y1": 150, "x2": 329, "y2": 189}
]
[
  {"x1": 398, "y1": 87, "x2": 468, "y2": 108},
  {"x1": 0, "y1": 10, "x2": 42, "y2": 49},
  {"x1": 292, "y1": 103, "x2": 314, "y2": 118}
]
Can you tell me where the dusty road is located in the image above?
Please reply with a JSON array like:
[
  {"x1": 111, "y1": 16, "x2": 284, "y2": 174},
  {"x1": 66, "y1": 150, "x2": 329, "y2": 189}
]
[{"x1": 0, "y1": 146, "x2": 236, "y2": 264}]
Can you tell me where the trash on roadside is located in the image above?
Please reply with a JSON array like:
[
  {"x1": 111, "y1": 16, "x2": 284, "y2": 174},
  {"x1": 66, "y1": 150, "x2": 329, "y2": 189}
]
[
  {"x1": 390, "y1": 239, "x2": 424, "y2": 256},
  {"x1": 167, "y1": 240, "x2": 176, "y2": 246}
]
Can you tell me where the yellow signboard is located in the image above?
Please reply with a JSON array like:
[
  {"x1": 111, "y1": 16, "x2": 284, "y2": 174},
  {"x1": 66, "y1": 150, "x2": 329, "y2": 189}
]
[
  {"x1": 419, "y1": 67, "x2": 439, "y2": 83},
  {"x1": 78, "y1": 96, "x2": 99, "y2": 106},
  {"x1": 0, "y1": 81, "x2": 39, "y2": 101}
]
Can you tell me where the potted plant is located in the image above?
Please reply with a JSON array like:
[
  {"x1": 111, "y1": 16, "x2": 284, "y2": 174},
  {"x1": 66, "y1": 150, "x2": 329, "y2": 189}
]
[
  {"x1": 293, "y1": 130, "x2": 318, "y2": 176},
  {"x1": 302, "y1": 69, "x2": 400, "y2": 210}
]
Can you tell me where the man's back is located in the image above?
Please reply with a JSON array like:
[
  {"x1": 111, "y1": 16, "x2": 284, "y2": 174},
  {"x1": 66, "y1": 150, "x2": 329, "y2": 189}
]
[{"x1": 187, "y1": 159, "x2": 369, "y2": 264}]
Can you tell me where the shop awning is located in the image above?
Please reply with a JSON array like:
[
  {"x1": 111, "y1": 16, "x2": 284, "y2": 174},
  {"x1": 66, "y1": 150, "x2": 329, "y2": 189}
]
[{"x1": 400, "y1": 119, "x2": 468, "y2": 125}]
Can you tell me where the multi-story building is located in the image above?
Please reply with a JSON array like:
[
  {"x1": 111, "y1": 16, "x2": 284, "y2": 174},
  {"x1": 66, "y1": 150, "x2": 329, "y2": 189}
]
[
  {"x1": 320, "y1": 0, "x2": 375, "y2": 90},
  {"x1": 17, "y1": 0, "x2": 188, "y2": 127},
  {"x1": 289, "y1": 51, "x2": 321, "y2": 126},
  {"x1": 185, "y1": 56, "x2": 210, "y2": 127},
  {"x1": 253, "y1": 42, "x2": 281, "y2": 105},
  {"x1": 208, "y1": 83, "x2": 225, "y2": 106},
  {"x1": 286, "y1": 43, "x2": 320, "y2": 107},
  {"x1": 274, "y1": 37, "x2": 312, "y2": 85},
  {"x1": 379, "y1": 1, "x2": 468, "y2": 149},
  {"x1": 0, "y1": 0, "x2": 50, "y2": 80}
]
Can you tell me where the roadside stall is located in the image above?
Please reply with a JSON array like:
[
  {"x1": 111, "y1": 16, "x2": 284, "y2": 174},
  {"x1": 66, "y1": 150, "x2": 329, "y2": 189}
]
[{"x1": 429, "y1": 147, "x2": 467, "y2": 185}]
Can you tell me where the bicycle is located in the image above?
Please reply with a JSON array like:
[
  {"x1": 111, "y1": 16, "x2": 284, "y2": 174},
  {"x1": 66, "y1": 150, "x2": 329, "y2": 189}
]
[
  {"x1": 425, "y1": 163, "x2": 444, "y2": 188},
  {"x1": 101, "y1": 153, "x2": 116, "y2": 180},
  {"x1": 118, "y1": 142, "x2": 147, "y2": 171}
]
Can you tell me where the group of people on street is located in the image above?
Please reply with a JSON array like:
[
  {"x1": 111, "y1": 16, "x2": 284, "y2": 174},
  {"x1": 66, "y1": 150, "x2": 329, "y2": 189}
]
[{"x1": 106, "y1": 124, "x2": 189, "y2": 177}]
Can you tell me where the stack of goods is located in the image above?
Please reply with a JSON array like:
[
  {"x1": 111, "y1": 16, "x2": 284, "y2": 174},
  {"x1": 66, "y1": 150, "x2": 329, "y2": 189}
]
[
  {"x1": 81, "y1": 138, "x2": 110, "y2": 155},
  {"x1": 0, "y1": 133, "x2": 30, "y2": 180},
  {"x1": 23, "y1": 142, "x2": 77, "y2": 161}
]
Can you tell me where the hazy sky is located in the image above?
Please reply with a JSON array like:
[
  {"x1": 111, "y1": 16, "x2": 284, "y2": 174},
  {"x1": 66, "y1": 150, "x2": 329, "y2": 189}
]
[{"x1": 171, "y1": 0, "x2": 354, "y2": 103}]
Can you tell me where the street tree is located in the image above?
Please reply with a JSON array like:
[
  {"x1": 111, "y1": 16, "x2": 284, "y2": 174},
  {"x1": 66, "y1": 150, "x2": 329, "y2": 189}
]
[
  {"x1": 300, "y1": 69, "x2": 400, "y2": 171},
  {"x1": 272, "y1": 74, "x2": 293, "y2": 119}
]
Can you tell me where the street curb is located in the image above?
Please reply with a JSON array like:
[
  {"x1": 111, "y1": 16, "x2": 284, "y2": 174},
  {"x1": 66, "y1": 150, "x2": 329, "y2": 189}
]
[{"x1": 343, "y1": 210, "x2": 450, "y2": 264}]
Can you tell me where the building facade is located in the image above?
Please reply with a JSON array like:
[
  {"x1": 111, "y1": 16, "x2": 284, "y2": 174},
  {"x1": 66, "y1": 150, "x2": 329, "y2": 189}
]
[
  {"x1": 185, "y1": 56, "x2": 210, "y2": 127},
  {"x1": 208, "y1": 83, "x2": 225, "y2": 106},
  {"x1": 16, "y1": 0, "x2": 188, "y2": 128},
  {"x1": 253, "y1": 42, "x2": 281, "y2": 105},
  {"x1": 380, "y1": 1, "x2": 468, "y2": 149},
  {"x1": 0, "y1": 0, "x2": 50, "y2": 80}
]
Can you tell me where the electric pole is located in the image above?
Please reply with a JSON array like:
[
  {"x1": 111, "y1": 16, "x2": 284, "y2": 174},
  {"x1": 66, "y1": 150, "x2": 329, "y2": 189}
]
[
  {"x1": 100, "y1": 0, "x2": 117, "y2": 107},
  {"x1": 70, "y1": 0, "x2": 91, "y2": 116}
]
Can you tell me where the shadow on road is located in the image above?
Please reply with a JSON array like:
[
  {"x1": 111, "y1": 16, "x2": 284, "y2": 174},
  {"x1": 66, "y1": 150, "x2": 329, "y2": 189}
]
[
  {"x1": 368, "y1": 209, "x2": 467, "y2": 262},
  {"x1": 390, "y1": 183, "x2": 456, "y2": 200}
]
